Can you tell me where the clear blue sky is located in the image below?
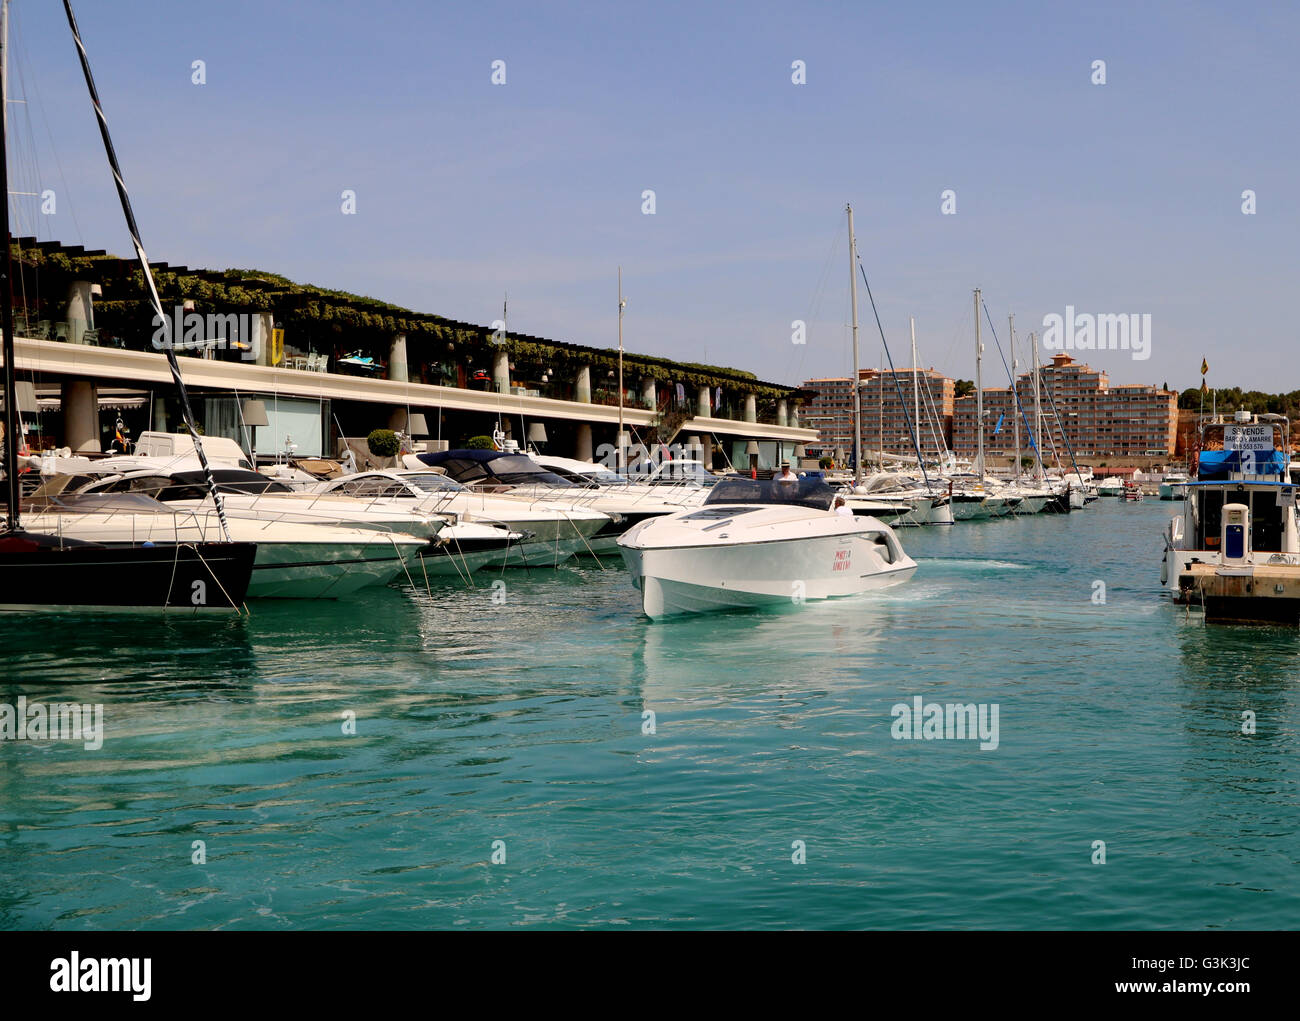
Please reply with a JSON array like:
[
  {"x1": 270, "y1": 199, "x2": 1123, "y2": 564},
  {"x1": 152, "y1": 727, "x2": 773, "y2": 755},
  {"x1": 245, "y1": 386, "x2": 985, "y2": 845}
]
[{"x1": 7, "y1": 0, "x2": 1296, "y2": 392}]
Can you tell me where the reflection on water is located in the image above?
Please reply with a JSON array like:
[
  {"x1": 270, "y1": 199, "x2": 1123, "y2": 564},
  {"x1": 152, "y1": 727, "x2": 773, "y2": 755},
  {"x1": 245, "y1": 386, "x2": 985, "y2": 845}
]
[{"x1": 1, "y1": 500, "x2": 1298, "y2": 929}]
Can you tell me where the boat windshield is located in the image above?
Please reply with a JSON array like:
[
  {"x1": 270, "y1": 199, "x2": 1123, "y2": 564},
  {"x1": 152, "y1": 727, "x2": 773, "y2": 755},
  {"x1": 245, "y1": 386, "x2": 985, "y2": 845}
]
[
  {"x1": 640, "y1": 461, "x2": 717, "y2": 485},
  {"x1": 396, "y1": 472, "x2": 468, "y2": 494},
  {"x1": 439, "y1": 455, "x2": 572, "y2": 488},
  {"x1": 567, "y1": 467, "x2": 632, "y2": 486},
  {"x1": 171, "y1": 470, "x2": 295, "y2": 495},
  {"x1": 27, "y1": 491, "x2": 172, "y2": 513},
  {"x1": 703, "y1": 477, "x2": 837, "y2": 511}
]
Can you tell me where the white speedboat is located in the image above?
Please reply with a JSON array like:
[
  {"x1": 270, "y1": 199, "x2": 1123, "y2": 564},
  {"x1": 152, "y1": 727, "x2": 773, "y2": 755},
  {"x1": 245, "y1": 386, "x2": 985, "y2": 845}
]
[
  {"x1": 1096, "y1": 476, "x2": 1124, "y2": 497},
  {"x1": 617, "y1": 477, "x2": 916, "y2": 618}
]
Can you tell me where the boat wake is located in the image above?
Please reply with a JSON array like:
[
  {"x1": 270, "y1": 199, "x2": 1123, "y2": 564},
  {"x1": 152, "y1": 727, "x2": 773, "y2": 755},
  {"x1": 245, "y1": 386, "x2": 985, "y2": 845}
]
[{"x1": 921, "y1": 557, "x2": 1032, "y2": 571}]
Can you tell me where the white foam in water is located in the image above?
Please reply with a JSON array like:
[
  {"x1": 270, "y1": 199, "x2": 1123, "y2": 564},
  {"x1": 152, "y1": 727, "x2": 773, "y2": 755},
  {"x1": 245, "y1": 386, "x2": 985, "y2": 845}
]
[{"x1": 922, "y1": 558, "x2": 1032, "y2": 571}]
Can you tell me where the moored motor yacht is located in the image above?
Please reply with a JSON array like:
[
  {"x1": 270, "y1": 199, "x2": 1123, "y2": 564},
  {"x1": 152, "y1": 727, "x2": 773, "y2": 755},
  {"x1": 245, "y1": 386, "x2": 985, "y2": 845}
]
[
  {"x1": 1162, "y1": 413, "x2": 1300, "y2": 622},
  {"x1": 617, "y1": 476, "x2": 916, "y2": 618},
  {"x1": 1159, "y1": 472, "x2": 1190, "y2": 501},
  {"x1": 25, "y1": 482, "x2": 426, "y2": 599},
  {"x1": 306, "y1": 468, "x2": 609, "y2": 565},
  {"x1": 66, "y1": 464, "x2": 446, "y2": 540},
  {"x1": 410, "y1": 449, "x2": 666, "y2": 554}
]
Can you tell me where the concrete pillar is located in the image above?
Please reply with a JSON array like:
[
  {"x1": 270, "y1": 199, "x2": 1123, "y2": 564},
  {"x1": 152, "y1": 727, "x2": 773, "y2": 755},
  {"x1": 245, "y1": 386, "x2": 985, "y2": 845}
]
[
  {"x1": 389, "y1": 333, "x2": 409, "y2": 383},
  {"x1": 698, "y1": 434, "x2": 713, "y2": 468},
  {"x1": 493, "y1": 348, "x2": 510, "y2": 394},
  {"x1": 743, "y1": 394, "x2": 757, "y2": 423},
  {"x1": 698, "y1": 386, "x2": 711, "y2": 418},
  {"x1": 777, "y1": 399, "x2": 788, "y2": 427},
  {"x1": 254, "y1": 313, "x2": 274, "y2": 367},
  {"x1": 640, "y1": 377, "x2": 657, "y2": 410},
  {"x1": 575, "y1": 423, "x2": 593, "y2": 462},
  {"x1": 790, "y1": 403, "x2": 800, "y2": 428},
  {"x1": 152, "y1": 396, "x2": 169, "y2": 433},
  {"x1": 576, "y1": 366, "x2": 592, "y2": 403},
  {"x1": 63, "y1": 379, "x2": 100, "y2": 452},
  {"x1": 65, "y1": 281, "x2": 100, "y2": 345}
]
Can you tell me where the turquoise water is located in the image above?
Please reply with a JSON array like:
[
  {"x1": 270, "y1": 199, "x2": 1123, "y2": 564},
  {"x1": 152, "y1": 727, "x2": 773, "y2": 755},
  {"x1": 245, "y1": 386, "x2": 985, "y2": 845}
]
[{"x1": 2, "y1": 499, "x2": 1298, "y2": 930}]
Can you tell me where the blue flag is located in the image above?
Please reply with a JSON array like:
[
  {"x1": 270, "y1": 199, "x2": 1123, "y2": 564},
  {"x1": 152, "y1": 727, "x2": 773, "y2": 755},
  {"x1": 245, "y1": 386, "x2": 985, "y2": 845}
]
[{"x1": 993, "y1": 413, "x2": 1004, "y2": 435}]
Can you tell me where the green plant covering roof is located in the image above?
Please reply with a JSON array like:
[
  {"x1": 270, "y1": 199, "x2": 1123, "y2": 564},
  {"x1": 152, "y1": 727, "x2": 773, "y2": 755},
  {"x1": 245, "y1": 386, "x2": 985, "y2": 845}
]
[{"x1": 10, "y1": 239, "x2": 799, "y2": 399}]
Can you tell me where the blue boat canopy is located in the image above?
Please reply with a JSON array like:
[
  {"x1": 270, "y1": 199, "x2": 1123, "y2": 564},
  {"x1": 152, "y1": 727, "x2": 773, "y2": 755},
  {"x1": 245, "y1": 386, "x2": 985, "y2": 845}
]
[{"x1": 1196, "y1": 449, "x2": 1287, "y2": 480}]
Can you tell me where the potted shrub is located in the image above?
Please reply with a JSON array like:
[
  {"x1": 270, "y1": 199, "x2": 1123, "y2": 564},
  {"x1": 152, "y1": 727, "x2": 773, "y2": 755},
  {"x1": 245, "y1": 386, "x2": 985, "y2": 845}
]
[{"x1": 367, "y1": 428, "x2": 400, "y2": 458}]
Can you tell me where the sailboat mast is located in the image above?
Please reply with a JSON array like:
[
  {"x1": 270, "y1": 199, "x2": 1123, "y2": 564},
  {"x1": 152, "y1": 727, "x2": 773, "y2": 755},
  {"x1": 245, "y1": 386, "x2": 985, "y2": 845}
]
[
  {"x1": 0, "y1": 0, "x2": 20, "y2": 532},
  {"x1": 878, "y1": 352, "x2": 883, "y2": 469},
  {"x1": 1010, "y1": 313, "x2": 1019, "y2": 479},
  {"x1": 617, "y1": 266, "x2": 625, "y2": 474},
  {"x1": 1031, "y1": 330, "x2": 1044, "y2": 482},
  {"x1": 847, "y1": 204, "x2": 862, "y2": 487},
  {"x1": 910, "y1": 316, "x2": 921, "y2": 468},
  {"x1": 974, "y1": 288, "x2": 984, "y2": 483}
]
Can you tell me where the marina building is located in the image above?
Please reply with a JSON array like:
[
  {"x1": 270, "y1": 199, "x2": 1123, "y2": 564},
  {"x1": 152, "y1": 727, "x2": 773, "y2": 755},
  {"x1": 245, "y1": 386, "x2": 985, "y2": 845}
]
[
  {"x1": 6, "y1": 240, "x2": 816, "y2": 471},
  {"x1": 802, "y1": 369, "x2": 955, "y2": 460},
  {"x1": 952, "y1": 353, "x2": 1178, "y2": 463}
]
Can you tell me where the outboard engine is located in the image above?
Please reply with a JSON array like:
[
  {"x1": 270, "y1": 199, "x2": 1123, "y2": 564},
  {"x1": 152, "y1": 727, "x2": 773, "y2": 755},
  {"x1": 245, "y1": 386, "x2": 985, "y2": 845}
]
[{"x1": 1221, "y1": 503, "x2": 1250, "y2": 565}]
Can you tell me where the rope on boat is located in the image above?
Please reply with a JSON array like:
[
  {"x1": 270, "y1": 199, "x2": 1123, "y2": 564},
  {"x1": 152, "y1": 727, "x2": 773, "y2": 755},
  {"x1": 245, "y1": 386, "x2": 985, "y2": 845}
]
[
  {"x1": 387, "y1": 534, "x2": 420, "y2": 593},
  {"x1": 418, "y1": 542, "x2": 435, "y2": 594},
  {"x1": 564, "y1": 511, "x2": 607, "y2": 569},
  {"x1": 190, "y1": 542, "x2": 245, "y2": 613}
]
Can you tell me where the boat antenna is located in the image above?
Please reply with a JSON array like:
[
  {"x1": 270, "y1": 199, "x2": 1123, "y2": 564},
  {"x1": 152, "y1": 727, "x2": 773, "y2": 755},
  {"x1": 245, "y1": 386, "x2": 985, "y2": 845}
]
[
  {"x1": 61, "y1": 0, "x2": 232, "y2": 541},
  {"x1": 0, "y1": 0, "x2": 20, "y2": 531}
]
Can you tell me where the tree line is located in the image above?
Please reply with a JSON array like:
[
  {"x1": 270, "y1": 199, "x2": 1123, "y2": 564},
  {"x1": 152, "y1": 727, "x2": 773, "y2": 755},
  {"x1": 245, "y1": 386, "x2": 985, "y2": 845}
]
[{"x1": 1175, "y1": 387, "x2": 1300, "y2": 417}]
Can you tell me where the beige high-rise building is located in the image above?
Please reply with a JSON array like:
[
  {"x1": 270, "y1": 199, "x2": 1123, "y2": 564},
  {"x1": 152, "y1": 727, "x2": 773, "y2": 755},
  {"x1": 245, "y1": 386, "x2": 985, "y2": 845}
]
[
  {"x1": 952, "y1": 353, "x2": 1177, "y2": 461},
  {"x1": 802, "y1": 369, "x2": 954, "y2": 460}
]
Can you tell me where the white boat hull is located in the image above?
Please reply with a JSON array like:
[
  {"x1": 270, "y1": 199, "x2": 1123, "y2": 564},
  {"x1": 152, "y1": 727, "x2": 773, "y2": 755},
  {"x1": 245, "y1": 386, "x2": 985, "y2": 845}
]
[
  {"x1": 950, "y1": 497, "x2": 990, "y2": 520},
  {"x1": 24, "y1": 510, "x2": 424, "y2": 598},
  {"x1": 621, "y1": 531, "x2": 915, "y2": 618},
  {"x1": 927, "y1": 499, "x2": 955, "y2": 525},
  {"x1": 1011, "y1": 495, "x2": 1049, "y2": 515}
]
